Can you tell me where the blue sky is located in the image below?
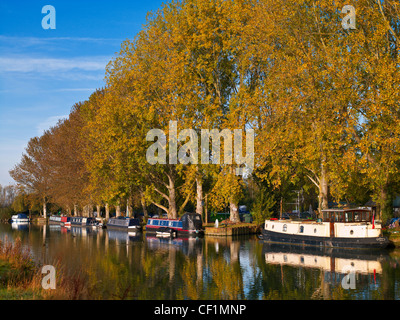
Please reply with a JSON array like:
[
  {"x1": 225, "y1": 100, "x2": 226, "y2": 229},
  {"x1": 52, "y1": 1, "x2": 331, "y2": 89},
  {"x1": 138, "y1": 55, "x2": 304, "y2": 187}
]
[{"x1": 0, "y1": 0, "x2": 165, "y2": 186}]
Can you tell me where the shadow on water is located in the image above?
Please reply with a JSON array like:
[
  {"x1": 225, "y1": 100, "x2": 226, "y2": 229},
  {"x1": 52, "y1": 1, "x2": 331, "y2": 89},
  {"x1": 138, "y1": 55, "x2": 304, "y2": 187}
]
[{"x1": 1, "y1": 222, "x2": 400, "y2": 300}]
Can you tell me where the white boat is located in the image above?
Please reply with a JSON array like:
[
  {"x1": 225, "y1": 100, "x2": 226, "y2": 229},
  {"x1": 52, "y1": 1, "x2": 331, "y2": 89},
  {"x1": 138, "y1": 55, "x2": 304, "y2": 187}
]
[
  {"x1": 10, "y1": 213, "x2": 30, "y2": 223},
  {"x1": 262, "y1": 208, "x2": 390, "y2": 249}
]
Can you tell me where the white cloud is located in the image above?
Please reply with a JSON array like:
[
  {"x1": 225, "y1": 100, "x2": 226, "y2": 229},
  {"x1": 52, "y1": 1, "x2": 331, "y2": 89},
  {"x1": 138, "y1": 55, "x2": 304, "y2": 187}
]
[
  {"x1": 0, "y1": 35, "x2": 124, "y2": 45},
  {"x1": 36, "y1": 115, "x2": 68, "y2": 135},
  {"x1": 0, "y1": 56, "x2": 110, "y2": 73}
]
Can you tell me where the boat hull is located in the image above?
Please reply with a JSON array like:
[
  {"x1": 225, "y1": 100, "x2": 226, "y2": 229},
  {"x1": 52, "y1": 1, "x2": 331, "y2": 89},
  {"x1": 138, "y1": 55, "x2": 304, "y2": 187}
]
[
  {"x1": 107, "y1": 224, "x2": 142, "y2": 230},
  {"x1": 262, "y1": 229, "x2": 390, "y2": 249},
  {"x1": 10, "y1": 219, "x2": 29, "y2": 223},
  {"x1": 146, "y1": 226, "x2": 203, "y2": 237},
  {"x1": 106, "y1": 218, "x2": 142, "y2": 231}
]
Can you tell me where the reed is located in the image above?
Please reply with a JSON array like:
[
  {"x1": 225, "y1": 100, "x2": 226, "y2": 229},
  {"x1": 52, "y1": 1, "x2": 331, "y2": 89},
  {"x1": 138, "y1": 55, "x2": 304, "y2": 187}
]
[{"x1": 0, "y1": 237, "x2": 91, "y2": 300}]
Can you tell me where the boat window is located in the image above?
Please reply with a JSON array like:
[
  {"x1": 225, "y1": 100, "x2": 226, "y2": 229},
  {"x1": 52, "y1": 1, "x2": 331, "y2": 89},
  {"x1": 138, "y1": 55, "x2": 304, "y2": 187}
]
[
  {"x1": 299, "y1": 226, "x2": 304, "y2": 233},
  {"x1": 283, "y1": 224, "x2": 287, "y2": 232},
  {"x1": 345, "y1": 212, "x2": 353, "y2": 222},
  {"x1": 361, "y1": 211, "x2": 370, "y2": 222}
]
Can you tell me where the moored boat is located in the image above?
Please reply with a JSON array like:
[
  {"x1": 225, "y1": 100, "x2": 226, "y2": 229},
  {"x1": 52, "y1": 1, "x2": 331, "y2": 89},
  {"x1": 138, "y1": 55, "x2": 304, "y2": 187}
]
[
  {"x1": 10, "y1": 213, "x2": 30, "y2": 223},
  {"x1": 107, "y1": 217, "x2": 142, "y2": 230},
  {"x1": 49, "y1": 215, "x2": 62, "y2": 224},
  {"x1": 262, "y1": 208, "x2": 390, "y2": 249},
  {"x1": 146, "y1": 212, "x2": 203, "y2": 237},
  {"x1": 61, "y1": 216, "x2": 70, "y2": 225},
  {"x1": 70, "y1": 216, "x2": 97, "y2": 227}
]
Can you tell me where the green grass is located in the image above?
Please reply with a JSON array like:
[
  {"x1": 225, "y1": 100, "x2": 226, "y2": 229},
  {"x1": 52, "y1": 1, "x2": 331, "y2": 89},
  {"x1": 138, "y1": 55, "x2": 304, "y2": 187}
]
[{"x1": 0, "y1": 259, "x2": 37, "y2": 300}]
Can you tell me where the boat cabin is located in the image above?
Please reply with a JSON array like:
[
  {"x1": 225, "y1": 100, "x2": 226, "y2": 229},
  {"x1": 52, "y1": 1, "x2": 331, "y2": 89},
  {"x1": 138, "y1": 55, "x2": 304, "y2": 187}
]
[
  {"x1": 146, "y1": 212, "x2": 203, "y2": 236},
  {"x1": 321, "y1": 209, "x2": 373, "y2": 223},
  {"x1": 108, "y1": 217, "x2": 141, "y2": 229}
]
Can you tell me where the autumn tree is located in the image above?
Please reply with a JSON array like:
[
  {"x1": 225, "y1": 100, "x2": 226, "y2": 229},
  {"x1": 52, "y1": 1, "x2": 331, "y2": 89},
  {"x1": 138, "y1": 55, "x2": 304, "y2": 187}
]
[{"x1": 9, "y1": 132, "x2": 53, "y2": 217}]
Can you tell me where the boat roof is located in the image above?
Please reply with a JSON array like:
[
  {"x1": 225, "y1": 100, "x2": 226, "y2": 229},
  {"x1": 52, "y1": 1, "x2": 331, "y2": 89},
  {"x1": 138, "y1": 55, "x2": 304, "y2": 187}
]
[
  {"x1": 149, "y1": 217, "x2": 180, "y2": 221},
  {"x1": 322, "y1": 208, "x2": 371, "y2": 212}
]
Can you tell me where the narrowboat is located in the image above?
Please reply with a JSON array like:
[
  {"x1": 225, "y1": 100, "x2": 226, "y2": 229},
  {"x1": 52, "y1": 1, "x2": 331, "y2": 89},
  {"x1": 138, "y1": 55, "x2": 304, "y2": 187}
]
[
  {"x1": 70, "y1": 216, "x2": 97, "y2": 227},
  {"x1": 262, "y1": 208, "x2": 390, "y2": 249},
  {"x1": 61, "y1": 216, "x2": 70, "y2": 226},
  {"x1": 146, "y1": 212, "x2": 203, "y2": 237},
  {"x1": 49, "y1": 215, "x2": 62, "y2": 223},
  {"x1": 10, "y1": 213, "x2": 30, "y2": 223},
  {"x1": 107, "y1": 217, "x2": 142, "y2": 230},
  {"x1": 49, "y1": 216, "x2": 71, "y2": 226}
]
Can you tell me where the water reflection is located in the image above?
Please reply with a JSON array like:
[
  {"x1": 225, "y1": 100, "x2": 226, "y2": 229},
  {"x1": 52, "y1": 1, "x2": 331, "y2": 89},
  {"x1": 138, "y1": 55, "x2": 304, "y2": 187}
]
[
  {"x1": 0, "y1": 223, "x2": 399, "y2": 300},
  {"x1": 263, "y1": 244, "x2": 387, "y2": 275},
  {"x1": 11, "y1": 222, "x2": 29, "y2": 231},
  {"x1": 261, "y1": 243, "x2": 393, "y2": 299}
]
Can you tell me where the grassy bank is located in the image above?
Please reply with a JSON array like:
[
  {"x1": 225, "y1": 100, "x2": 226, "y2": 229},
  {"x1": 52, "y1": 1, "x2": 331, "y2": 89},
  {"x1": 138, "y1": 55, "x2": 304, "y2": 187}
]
[
  {"x1": 0, "y1": 237, "x2": 90, "y2": 300},
  {"x1": 0, "y1": 237, "x2": 38, "y2": 299},
  {"x1": 384, "y1": 230, "x2": 400, "y2": 247}
]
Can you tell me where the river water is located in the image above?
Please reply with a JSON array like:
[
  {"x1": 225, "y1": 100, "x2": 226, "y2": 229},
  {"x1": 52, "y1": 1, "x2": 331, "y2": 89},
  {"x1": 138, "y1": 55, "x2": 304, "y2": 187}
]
[{"x1": 1, "y1": 222, "x2": 400, "y2": 300}]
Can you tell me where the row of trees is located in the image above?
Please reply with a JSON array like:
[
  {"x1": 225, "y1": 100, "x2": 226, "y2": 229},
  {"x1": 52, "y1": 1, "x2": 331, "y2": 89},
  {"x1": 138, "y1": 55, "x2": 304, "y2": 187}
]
[{"x1": 9, "y1": 0, "x2": 400, "y2": 223}]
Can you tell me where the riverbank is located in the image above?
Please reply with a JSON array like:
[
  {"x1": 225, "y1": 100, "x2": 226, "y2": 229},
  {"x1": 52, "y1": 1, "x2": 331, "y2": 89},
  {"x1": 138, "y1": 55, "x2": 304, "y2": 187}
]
[
  {"x1": 204, "y1": 222, "x2": 259, "y2": 236},
  {"x1": 0, "y1": 236, "x2": 90, "y2": 300},
  {"x1": 0, "y1": 237, "x2": 38, "y2": 299},
  {"x1": 385, "y1": 230, "x2": 400, "y2": 248}
]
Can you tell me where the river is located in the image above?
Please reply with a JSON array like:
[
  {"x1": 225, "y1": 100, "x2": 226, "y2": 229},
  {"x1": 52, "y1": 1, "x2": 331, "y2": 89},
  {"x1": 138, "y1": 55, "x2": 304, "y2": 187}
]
[{"x1": 1, "y1": 222, "x2": 400, "y2": 300}]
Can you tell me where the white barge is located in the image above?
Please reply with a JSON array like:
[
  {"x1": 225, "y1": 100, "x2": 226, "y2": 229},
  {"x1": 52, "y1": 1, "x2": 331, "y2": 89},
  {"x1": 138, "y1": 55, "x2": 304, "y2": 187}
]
[{"x1": 262, "y1": 208, "x2": 390, "y2": 249}]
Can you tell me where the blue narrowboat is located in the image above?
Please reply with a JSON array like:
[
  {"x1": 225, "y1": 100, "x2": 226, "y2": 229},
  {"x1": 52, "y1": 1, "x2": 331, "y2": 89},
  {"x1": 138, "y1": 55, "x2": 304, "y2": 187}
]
[
  {"x1": 70, "y1": 216, "x2": 97, "y2": 226},
  {"x1": 107, "y1": 217, "x2": 142, "y2": 230},
  {"x1": 10, "y1": 213, "x2": 30, "y2": 223},
  {"x1": 146, "y1": 212, "x2": 203, "y2": 237}
]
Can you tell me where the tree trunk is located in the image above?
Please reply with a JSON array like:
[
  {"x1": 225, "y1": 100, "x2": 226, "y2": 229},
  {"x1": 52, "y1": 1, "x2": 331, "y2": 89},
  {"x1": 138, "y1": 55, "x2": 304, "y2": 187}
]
[
  {"x1": 96, "y1": 204, "x2": 101, "y2": 218},
  {"x1": 196, "y1": 176, "x2": 203, "y2": 216},
  {"x1": 126, "y1": 197, "x2": 132, "y2": 218},
  {"x1": 319, "y1": 163, "x2": 329, "y2": 212},
  {"x1": 43, "y1": 198, "x2": 47, "y2": 219},
  {"x1": 205, "y1": 194, "x2": 208, "y2": 224},
  {"x1": 116, "y1": 201, "x2": 121, "y2": 217},
  {"x1": 229, "y1": 167, "x2": 240, "y2": 223},
  {"x1": 73, "y1": 204, "x2": 78, "y2": 217},
  {"x1": 167, "y1": 174, "x2": 178, "y2": 219},
  {"x1": 169, "y1": 186, "x2": 178, "y2": 219},
  {"x1": 230, "y1": 201, "x2": 240, "y2": 223},
  {"x1": 105, "y1": 203, "x2": 110, "y2": 220}
]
